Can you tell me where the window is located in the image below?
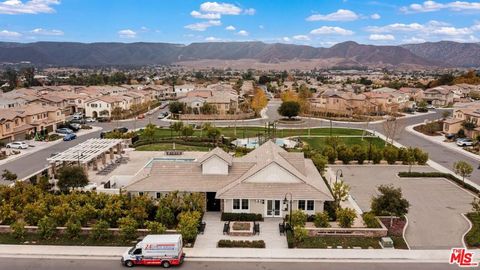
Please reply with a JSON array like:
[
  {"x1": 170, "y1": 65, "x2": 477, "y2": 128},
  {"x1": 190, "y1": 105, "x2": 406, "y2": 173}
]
[
  {"x1": 298, "y1": 200, "x2": 314, "y2": 211},
  {"x1": 233, "y1": 199, "x2": 249, "y2": 210},
  {"x1": 138, "y1": 192, "x2": 144, "y2": 196},
  {"x1": 156, "y1": 192, "x2": 161, "y2": 199}
]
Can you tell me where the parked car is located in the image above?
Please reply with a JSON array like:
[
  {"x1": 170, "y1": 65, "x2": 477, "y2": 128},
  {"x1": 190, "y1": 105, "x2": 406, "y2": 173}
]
[
  {"x1": 69, "y1": 123, "x2": 82, "y2": 131},
  {"x1": 6, "y1": 141, "x2": 29, "y2": 149},
  {"x1": 456, "y1": 138, "x2": 473, "y2": 147},
  {"x1": 113, "y1": 127, "x2": 128, "y2": 133},
  {"x1": 56, "y1": 128, "x2": 74, "y2": 135},
  {"x1": 71, "y1": 118, "x2": 86, "y2": 125},
  {"x1": 137, "y1": 114, "x2": 145, "y2": 119},
  {"x1": 158, "y1": 112, "x2": 169, "y2": 119},
  {"x1": 445, "y1": 133, "x2": 456, "y2": 140},
  {"x1": 85, "y1": 117, "x2": 96, "y2": 123},
  {"x1": 97, "y1": 117, "x2": 110, "y2": 122},
  {"x1": 63, "y1": 133, "x2": 77, "y2": 141},
  {"x1": 72, "y1": 114, "x2": 84, "y2": 120}
]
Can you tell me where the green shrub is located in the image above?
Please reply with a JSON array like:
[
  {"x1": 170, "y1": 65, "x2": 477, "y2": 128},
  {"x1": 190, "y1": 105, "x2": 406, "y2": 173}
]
[
  {"x1": 65, "y1": 218, "x2": 82, "y2": 239},
  {"x1": 290, "y1": 210, "x2": 307, "y2": 227},
  {"x1": 38, "y1": 216, "x2": 56, "y2": 239},
  {"x1": 286, "y1": 230, "x2": 294, "y2": 248},
  {"x1": 155, "y1": 206, "x2": 175, "y2": 228},
  {"x1": 11, "y1": 220, "x2": 26, "y2": 239},
  {"x1": 178, "y1": 211, "x2": 201, "y2": 242},
  {"x1": 118, "y1": 216, "x2": 138, "y2": 241},
  {"x1": 337, "y1": 147, "x2": 354, "y2": 165},
  {"x1": 362, "y1": 212, "x2": 380, "y2": 228},
  {"x1": 322, "y1": 146, "x2": 336, "y2": 164},
  {"x1": 336, "y1": 208, "x2": 356, "y2": 228},
  {"x1": 221, "y1": 212, "x2": 263, "y2": 222},
  {"x1": 91, "y1": 220, "x2": 111, "y2": 240},
  {"x1": 294, "y1": 225, "x2": 308, "y2": 243},
  {"x1": 218, "y1": 240, "x2": 265, "y2": 248},
  {"x1": 370, "y1": 146, "x2": 383, "y2": 164},
  {"x1": 383, "y1": 146, "x2": 398, "y2": 165},
  {"x1": 414, "y1": 149, "x2": 429, "y2": 165},
  {"x1": 145, "y1": 221, "x2": 167, "y2": 234},
  {"x1": 313, "y1": 212, "x2": 330, "y2": 228},
  {"x1": 311, "y1": 154, "x2": 328, "y2": 175}
]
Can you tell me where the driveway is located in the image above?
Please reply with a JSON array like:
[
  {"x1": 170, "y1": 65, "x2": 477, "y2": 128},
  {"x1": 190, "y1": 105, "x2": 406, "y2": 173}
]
[{"x1": 332, "y1": 165, "x2": 474, "y2": 250}]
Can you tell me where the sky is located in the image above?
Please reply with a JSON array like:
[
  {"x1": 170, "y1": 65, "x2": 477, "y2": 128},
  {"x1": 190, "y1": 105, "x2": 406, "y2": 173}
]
[{"x1": 0, "y1": 0, "x2": 479, "y2": 47}]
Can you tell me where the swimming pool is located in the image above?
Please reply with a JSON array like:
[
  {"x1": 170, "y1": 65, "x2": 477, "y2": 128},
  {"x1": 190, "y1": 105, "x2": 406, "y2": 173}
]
[
  {"x1": 145, "y1": 157, "x2": 196, "y2": 167},
  {"x1": 231, "y1": 138, "x2": 297, "y2": 149}
]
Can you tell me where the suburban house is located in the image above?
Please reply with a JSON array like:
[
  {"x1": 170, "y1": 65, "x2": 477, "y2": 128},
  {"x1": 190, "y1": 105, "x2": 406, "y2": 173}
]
[
  {"x1": 179, "y1": 88, "x2": 239, "y2": 115},
  {"x1": 311, "y1": 90, "x2": 376, "y2": 116},
  {"x1": 0, "y1": 104, "x2": 65, "y2": 142},
  {"x1": 84, "y1": 96, "x2": 128, "y2": 118},
  {"x1": 173, "y1": 84, "x2": 195, "y2": 97},
  {"x1": 423, "y1": 86, "x2": 455, "y2": 107},
  {"x1": 125, "y1": 140, "x2": 333, "y2": 217},
  {"x1": 398, "y1": 87, "x2": 424, "y2": 102},
  {"x1": 443, "y1": 103, "x2": 480, "y2": 138}
]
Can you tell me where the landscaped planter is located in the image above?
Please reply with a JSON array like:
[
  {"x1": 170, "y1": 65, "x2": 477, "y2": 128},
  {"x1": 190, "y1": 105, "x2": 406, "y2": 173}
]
[{"x1": 228, "y1": 221, "x2": 254, "y2": 236}]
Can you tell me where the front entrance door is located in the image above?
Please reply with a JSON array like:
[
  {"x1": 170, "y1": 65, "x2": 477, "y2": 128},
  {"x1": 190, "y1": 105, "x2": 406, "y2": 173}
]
[
  {"x1": 266, "y1": 200, "x2": 281, "y2": 217},
  {"x1": 206, "y1": 192, "x2": 221, "y2": 211}
]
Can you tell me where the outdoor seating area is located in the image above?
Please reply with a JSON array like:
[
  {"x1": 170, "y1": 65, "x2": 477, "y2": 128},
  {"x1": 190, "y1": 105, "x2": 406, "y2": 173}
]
[
  {"x1": 165, "y1": 150, "x2": 183, "y2": 155},
  {"x1": 96, "y1": 155, "x2": 130, "y2": 175}
]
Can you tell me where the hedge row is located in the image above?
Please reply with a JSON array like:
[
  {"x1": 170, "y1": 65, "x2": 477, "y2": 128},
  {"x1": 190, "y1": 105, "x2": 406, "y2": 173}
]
[
  {"x1": 218, "y1": 240, "x2": 265, "y2": 248},
  {"x1": 398, "y1": 172, "x2": 479, "y2": 194},
  {"x1": 221, "y1": 213, "x2": 263, "y2": 222}
]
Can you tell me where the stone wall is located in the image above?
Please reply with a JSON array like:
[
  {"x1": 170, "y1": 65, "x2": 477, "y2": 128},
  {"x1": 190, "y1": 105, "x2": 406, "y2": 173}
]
[{"x1": 305, "y1": 217, "x2": 388, "y2": 238}]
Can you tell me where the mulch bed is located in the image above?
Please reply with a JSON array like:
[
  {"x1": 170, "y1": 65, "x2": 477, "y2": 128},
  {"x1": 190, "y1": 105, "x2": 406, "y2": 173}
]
[{"x1": 379, "y1": 217, "x2": 406, "y2": 237}]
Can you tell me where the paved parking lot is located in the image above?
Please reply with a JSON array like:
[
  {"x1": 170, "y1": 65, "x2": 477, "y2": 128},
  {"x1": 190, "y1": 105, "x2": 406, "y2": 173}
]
[{"x1": 332, "y1": 165, "x2": 475, "y2": 250}]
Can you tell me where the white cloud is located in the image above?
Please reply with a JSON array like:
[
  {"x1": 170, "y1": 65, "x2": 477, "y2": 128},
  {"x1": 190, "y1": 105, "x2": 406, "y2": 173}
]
[
  {"x1": 200, "y1": 2, "x2": 242, "y2": 15},
  {"x1": 225, "y1": 25, "x2": 236, "y2": 31},
  {"x1": 369, "y1": 34, "x2": 395, "y2": 41},
  {"x1": 190, "y1": 10, "x2": 221, "y2": 19},
  {"x1": 293, "y1": 35, "x2": 311, "y2": 41},
  {"x1": 401, "y1": 1, "x2": 480, "y2": 13},
  {"x1": 403, "y1": 37, "x2": 427, "y2": 43},
  {"x1": 370, "y1": 13, "x2": 381, "y2": 19},
  {"x1": 205, "y1": 36, "x2": 222, "y2": 41},
  {"x1": 184, "y1": 20, "x2": 221, "y2": 31},
  {"x1": 0, "y1": 0, "x2": 60, "y2": 15},
  {"x1": 310, "y1": 26, "x2": 354, "y2": 35},
  {"x1": 30, "y1": 28, "x2": 63, "y2": 36},
  {"x1": 306, "y1": 9, "x2": 359, "y2": 21},
  {"x1": 243, "y1": 8, "x2": 256, "y2": 15},
  {"x1": 118, "y1": 29, "x2": 137, "y2": 38},
  {"x1": 0, "y1": 30, "x2": 21, "y2": 38},
  {"x1": 237, "y1": 30, "x2": 249, "y2": 36},
  {"x1": 282, "y1": 37, "x2": 291, "y2": 42}
]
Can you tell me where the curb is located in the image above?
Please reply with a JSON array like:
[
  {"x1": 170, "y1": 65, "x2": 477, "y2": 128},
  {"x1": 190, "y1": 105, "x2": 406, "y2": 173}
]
[
  {"x1": 461, "y1": 213, "x2": 473, "y2": 249},
  {"x1": 402, "y1": 216, "x2": 411, "y2": 250}
]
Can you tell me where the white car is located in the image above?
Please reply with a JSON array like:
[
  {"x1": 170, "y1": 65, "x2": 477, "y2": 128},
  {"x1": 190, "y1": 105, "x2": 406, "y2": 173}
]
[
  {"x1": 456, "y1": 138, "x2": 474, "y2": 147},
  {"x1": 85, "y1": 117, "x2": 96, "y2": 123},
  {"x1": 6, "y1": 141, "x2": 29, "y2": 149}
]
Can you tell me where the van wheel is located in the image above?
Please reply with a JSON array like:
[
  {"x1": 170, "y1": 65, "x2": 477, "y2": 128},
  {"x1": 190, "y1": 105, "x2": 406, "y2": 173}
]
[
  {"x1": 124, "y1": 260, "x2": 134, "y2": 267},
  {"x1": 161, "y1": 261, "x2": 171, "y2": 268}
]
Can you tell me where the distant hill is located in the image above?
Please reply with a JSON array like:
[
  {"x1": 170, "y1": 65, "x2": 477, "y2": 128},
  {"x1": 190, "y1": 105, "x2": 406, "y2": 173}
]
[
  {"x1": 0, "y1": 40, "x2": 472, "y2": 68},
  {"x1": 402, "y1": 41, "x2": 480, "y2": 68}
]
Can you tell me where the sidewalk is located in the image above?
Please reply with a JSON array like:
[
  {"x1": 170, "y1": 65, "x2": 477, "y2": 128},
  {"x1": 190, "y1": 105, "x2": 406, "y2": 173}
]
[{"x1": 0, "y1": 244, "x2": 465, "y2": 263}]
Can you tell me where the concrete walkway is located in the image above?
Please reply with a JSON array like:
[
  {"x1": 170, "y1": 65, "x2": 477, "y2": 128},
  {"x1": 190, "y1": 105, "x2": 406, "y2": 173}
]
[{"x1": 195, "y1": 213, "x2": 288, "y2": 249}]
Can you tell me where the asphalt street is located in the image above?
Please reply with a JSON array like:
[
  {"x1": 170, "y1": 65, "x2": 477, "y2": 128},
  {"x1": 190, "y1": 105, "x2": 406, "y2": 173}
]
[
  {"x1": 2, "y1": 102, "x2": 478, "y2": 185},
  {"x1": 0, "y1": 258, "x2": 461, "y2": 270}
]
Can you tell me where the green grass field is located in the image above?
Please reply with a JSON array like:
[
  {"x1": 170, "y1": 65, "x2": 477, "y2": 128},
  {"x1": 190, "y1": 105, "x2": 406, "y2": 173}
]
[
  {"x1": 301, "y1": 136, "x2": 385, "y2": 151},
  {"x1": 465, "y1": 213, "x2": 480, "y2": 248},
  {"x1": 144, "y1": 127, "x2": 367, "y2": 140}
]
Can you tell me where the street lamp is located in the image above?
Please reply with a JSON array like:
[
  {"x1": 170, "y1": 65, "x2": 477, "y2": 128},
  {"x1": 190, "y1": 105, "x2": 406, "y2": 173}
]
[
  {"x1": 283, "y1": 192, "x2": 293, "y2": 231},
  {"x1": 335, "y1": 169, "x2": 343, "y2": 184}
]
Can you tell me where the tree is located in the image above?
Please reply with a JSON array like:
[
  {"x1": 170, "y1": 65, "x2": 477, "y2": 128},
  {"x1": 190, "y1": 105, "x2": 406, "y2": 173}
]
[
  {"x1": 155, "y1": 205, "x2": 175, "y2": 228},
  {"x1": 57, "y1": 166, "x2": 89, "y2": 191},
  {"x1": 454, "y1": 161, "x2": 473, "y2": 186},
  {"x1": 11, "y1": 220, "x2": 26, "y2": 239},
  {"x1": 118, "y1": 216, "x2": 138, "y2": 241},
  {"x1": 111, "y1": 106, "x2": 124, "y2": 124},
  {"x1": 1, "y1": 169, "x2": 17, "y2": 181},
  {"x1": 145, "y1": 221, "x2": 167, "y2": 234},
  {"x1": 336, "y1": 208, "x2": 356, "y2": 228},
  {"x1": 200, "y1": 103, "x2": 217, "y2": 115},
  {"x1": 331, "y1": 180, "x2": 350, "y2": 210},
  {"x1": 65, "y1": 217, "x2": 82, "y2": 239},
  {"x1": 206, "y1": 127, "x2": 221, "y2": 145},
  {"x1": 143, "y1": 123, "x2": 156, "y2": 144},
  {"x1": 322, "y1": 146, "x2": 337, "y2": 164},
  {"x1": 289, "y1": 210, "x2": 307, "y2": 227},
  {"x1": 91, "y1": 220, "x2": 111, "y2": 240},
  {"x1": 2, "y1": 68, "x2": 17, "y2": 91},
  {"x1": 38, "y1": 216, "x2": 56, "y2": 239},
  {"x1": 383, "y1": 146, "x2": 398, "y2": 165},
  {"x1": 371, "y1": 185, "x2": 410, "y2": 217},
  {"x1": 278, "y1": 101, "x2": 301, "y2": 119},
  {"x1": 370, "y1": 146, "x2": 383, "y2": 164},
  {"x1": 251, "y1": 88, "x2": 268, "y2": 116},
  {"x1": 311, "y1": 154, "x2": 327, "y2": 175},
  {"x1": 177, "y1": 211, "x2": 201, "y2": 242},
  {"x1": 170, "y1": 121, "x2": 184, "y2": 136},
  {"x1": 280, "y1": 90, "x2": 298, "y2": 102},
  {"x1": 181, "y1": 125, "x2": 194, "y2": 138},
  {"x1": 313, "y1": 212, "x2": 330, "y2": 228},
  {"x1": 21, "y1": 66, "x2": 36, "y2": 87},
  {"x1": 169, "y1": 101, "x2": 185, "y2": 115},
  {"x1": 337, "y1": 146, "x2": 354, "y2": 165}
]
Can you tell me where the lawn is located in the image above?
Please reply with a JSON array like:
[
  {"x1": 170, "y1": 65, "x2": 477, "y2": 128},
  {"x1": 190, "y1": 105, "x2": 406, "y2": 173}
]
[
  {"x1": 301, "y1": 136, "x2": 386, "y2": 151},
  {"x1": 465, "y1": 213, "x2": 480, "y2": 248},
  {"x1": 292, "y1": 235, "x2": 381, "y2": 249},
  {"x1": 142, "y1": 127, "x2": 367, "y2": 140},
  {"x1": 136, "y1": 143, "x2": 211, "y2": 152}
]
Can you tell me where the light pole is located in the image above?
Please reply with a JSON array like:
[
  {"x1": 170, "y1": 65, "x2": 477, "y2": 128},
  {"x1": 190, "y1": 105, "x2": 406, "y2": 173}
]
[
  {"x1": 283, "y1": 192, "x2": 293, "y2": 231},
  {"x1": 335, "y1": 169, "x2": 343, "y2": 184}
]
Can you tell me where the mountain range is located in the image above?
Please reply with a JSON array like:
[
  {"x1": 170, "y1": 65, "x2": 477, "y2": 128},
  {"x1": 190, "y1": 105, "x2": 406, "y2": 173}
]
[{"x1": 0, "y1": 40, "x2": 478, "y2": 68}]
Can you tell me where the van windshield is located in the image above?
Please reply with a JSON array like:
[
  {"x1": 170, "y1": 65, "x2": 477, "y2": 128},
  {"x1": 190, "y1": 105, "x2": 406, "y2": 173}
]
[{"x1": 128, "y1": 247, "x2": 136, "y2": 254}]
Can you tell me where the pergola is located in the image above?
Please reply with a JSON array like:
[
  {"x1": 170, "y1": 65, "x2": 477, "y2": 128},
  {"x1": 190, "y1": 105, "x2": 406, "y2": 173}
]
[{"x1": 47, "y1": 139, "x2": 124, "y2": 175}]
